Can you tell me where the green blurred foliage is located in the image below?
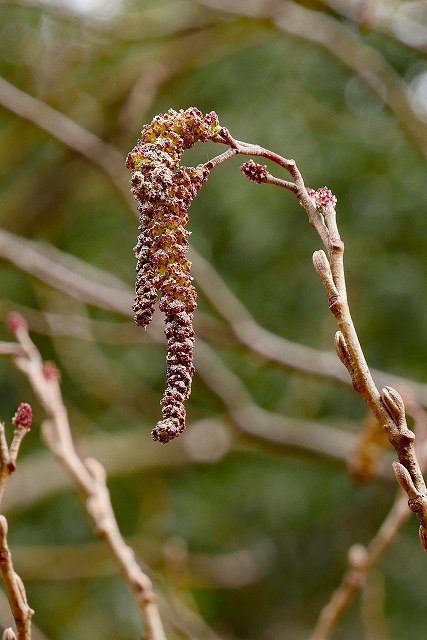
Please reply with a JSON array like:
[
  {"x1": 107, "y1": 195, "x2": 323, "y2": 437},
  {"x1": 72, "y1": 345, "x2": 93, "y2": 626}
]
[{"x1": 0, "y1": 1, "x2": 427, "y2": 638}]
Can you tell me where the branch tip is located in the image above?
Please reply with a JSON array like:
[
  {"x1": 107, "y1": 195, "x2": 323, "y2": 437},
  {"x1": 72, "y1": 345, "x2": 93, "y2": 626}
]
[
  {"x1": 6, "y1": 312, "x2": 27, "y2": 335},
  {"x1": 312, "y1": 249, "x2": 330, "y2": 276},
  {"x1": 348, "y1": 543, "x2": 368, "y2": 569}
]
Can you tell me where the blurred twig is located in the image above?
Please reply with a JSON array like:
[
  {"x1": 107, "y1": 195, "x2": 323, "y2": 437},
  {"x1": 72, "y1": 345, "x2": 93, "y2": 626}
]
[
  {"x1": 0, "y1": 517, "x2": 33, "y2": 640},
  {"x1": 0, "y1": 77, "x2": 132, "y2": 211},
  {"x1": 0, "y1": 0, "x2": 220, "y2": 42},
  {"x1": 201, "y1": 0, "x2": 427, "y2": 158},
  {"x1": 308, "y1": 491, "x2": 409, "y2": 640},
  {"x1": 4, "y1": 319, "x2": 166, "y2": 640},
  {"x1": 194, "y1": 340, "x2": 369, "y2": 468}
]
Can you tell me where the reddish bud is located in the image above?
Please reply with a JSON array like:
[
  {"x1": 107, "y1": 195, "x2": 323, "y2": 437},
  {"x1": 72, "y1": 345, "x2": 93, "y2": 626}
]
[
  {"x1": 42, "y1": 361, "x2": 61, "y2": 382},
  {"x1": 6, "y1": 312, "x2": 27, "y2": 333},
  {"x1": 315, "y1": 186, "x2": 337, "y2": 209},
  {"x1": 12, "y1": 403, "x2": 32, "y2": 430},
  {"x1": 240, "y1": 159, "x2": 268, "y2": 183}
]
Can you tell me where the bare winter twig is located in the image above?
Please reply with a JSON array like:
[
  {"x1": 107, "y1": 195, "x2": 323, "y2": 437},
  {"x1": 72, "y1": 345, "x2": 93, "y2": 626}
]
[
  {"x1": 3, "y1": 315, "x2": 166, "y2": 640},
  {"x1": 204, "y1": 125, "x2": 427, "y2": 551}
]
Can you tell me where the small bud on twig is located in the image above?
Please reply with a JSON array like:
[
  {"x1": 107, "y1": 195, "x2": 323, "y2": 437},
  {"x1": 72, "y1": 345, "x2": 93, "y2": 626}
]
[
  {"x1": 348, "y1": 543, "x2": 368, "y2": 569},
  {"x1": 392, "y1": 461, "x2": 419, "y2": 499},
  {"x1": 381, "y1": 386, "x2": 406, "y2": 425},
  {"x1": 312, "y1": 250, "x2": 331, "y2": 278},
  {"x1": 315, "y1": 186, "x2": 337, "y2": 210},
  {"x1": 42, "y1": 361, "x2": 61, "y2": 382},
  {"x1": 240, "y1": 159, "x2": 269, "y2": 183},
  {"x1": 11, "y1": 403, "x2": 32, "y2": 431},
  {"x1": 334, "y1": 331, "x2": 352, "y2": 369},
  {"x1": 85, "y1": 457, "x2": 107, "y2": 484},
  {"x1": 6, "y1": 312, "x2": 27, "y2": 334},
  {"x1": 0, "y1": 515, "x2": 8, "y2": 537}
]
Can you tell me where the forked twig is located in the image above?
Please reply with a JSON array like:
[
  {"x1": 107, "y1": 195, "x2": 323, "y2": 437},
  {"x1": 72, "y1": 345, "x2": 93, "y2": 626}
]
[
  {"x1": 4, "y1": 315, "x2": 166, "y2": 640},
  {"x1": 204, "y1": 125, "x2": 427, "y2": 551}
]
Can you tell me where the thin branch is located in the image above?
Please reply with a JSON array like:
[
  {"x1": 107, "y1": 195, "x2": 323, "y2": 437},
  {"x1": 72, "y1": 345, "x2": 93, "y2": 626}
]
[
  {"x1": 6, "y1": 320, "x2": 166, "y2": 640},
  {"x1": 308, "y1": 491, "x2": 409, "y2": 640},
  {"x1": 0, "y1": 401, "x2": 33, "y2": 639},
  {"x1": 0, "y1": 517, "x2": 33, "y2": 640},
  {"x1": 193, "y1": 340, "x2": 387, "y2": 473},
  {"x1": 0, "y1": 229, "x2": 133, "y2": 316},
  {"x1": 212, "y1": 126, "x2": 427, "y2": 550},
  {"x1": 0, "y1": 344, "x2": 25, "y2": 357}
]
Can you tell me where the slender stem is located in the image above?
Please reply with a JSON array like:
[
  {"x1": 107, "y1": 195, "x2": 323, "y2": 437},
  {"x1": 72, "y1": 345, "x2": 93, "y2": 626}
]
[
  {"x1": 0, "y1": 516, "x2": 33, "y2": 640},
  {"x1": 8, "y1": 323, "x2": 167, "y2": 640}
]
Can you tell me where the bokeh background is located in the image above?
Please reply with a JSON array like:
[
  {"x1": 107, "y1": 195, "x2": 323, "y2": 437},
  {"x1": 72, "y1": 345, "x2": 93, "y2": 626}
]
[{"x1": 0, "y1": 0, "x2": 427, "y2": 638}]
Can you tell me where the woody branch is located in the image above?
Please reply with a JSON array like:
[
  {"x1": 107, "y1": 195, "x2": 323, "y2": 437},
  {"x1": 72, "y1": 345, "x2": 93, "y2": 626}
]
[
  {"x1": 3, "y1": 313, "x2": 166, "y2": 640},
  {"x1": 208, "y1": 126, "x2": 427, "y2": 551}
]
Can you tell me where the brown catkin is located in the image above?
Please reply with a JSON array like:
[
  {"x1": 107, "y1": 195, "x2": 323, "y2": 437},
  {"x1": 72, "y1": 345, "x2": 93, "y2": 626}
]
[{"x1": 126, "y1": 108, "x2": 221, "y2": 442}]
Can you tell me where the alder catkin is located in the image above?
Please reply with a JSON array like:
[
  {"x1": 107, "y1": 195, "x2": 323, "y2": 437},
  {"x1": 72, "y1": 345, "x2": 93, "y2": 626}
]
[{"x1": 126, "y1": 108, "x2": 221, "y2": 442}]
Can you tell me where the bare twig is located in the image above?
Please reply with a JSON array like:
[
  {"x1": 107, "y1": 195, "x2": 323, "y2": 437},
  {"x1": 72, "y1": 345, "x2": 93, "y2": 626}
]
[
  {"x1": 210, "y1": 127, "x2": 427, "y2": 550},
  {"x1": 5, "y1": 319, "x2": 166, "y2": 640},
  {"x1": 194, "y1": 340, "x2": 373, "y2": 470},
  {"x1": 308, "y1": 490, "x2": 409, "y2": 640},
  {"x1": 0, "y1": 517, "x2": 33, "y2": 640}
]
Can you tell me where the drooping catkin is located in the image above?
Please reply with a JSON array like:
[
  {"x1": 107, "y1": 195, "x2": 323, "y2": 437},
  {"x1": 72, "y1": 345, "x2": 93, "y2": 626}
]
[{"x1": 126, "y1": 108, "x2": 221, "y2": 443}]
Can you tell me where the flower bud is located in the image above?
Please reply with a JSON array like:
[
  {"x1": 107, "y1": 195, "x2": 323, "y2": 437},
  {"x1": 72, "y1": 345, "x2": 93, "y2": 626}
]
[
  {"x1": 315, "y1": 186, "x2": 337, "y2": 209},
  {"x1": 6, "y1": 311, "x2": 27, "y2": 334},
  {"x1": 12, "y1": 403, "x2": 32, "y2": 430},
  {"x1": 240, "y1": 160, "x2": 268, "y2": 183}
]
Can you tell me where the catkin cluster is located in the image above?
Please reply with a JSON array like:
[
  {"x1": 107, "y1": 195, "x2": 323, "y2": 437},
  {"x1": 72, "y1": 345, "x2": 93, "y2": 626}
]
[{"x1": 126, "y1": 108, "x2": 221, "y2": 443}]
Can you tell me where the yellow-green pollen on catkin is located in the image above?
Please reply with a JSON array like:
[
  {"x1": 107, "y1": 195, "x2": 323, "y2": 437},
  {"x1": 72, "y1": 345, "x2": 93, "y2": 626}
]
[{"x1": 126, "y1": 108, "x2": 221, "y2": 443}]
